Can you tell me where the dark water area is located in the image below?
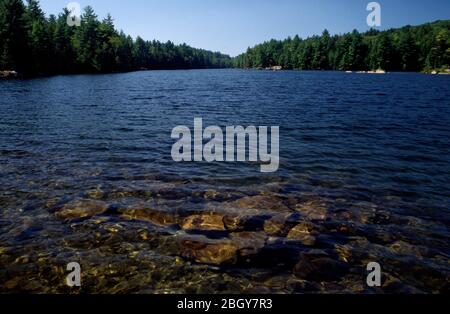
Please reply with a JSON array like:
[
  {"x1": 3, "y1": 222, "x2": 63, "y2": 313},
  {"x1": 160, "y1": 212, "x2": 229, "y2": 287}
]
[{"x1": 0, "y1": 69, "x2": 449, "y2": 293}]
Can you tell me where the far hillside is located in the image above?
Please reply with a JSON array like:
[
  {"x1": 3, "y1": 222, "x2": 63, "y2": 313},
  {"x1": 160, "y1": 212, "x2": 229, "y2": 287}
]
[
  {"x1": 234, "y1": 20, "x2": 450, "y2": 73},
  {"x1": 0, "y1": 0, "x2": 232, "y2": 77}
]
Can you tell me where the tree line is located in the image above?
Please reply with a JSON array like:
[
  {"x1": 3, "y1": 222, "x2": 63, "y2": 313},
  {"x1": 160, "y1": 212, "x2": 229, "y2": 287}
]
[
  {"x1": 234, "y1": 20, "x2": 450, "y2": 72},
  {"x1": 0, "y1": 0, "x2": 232, "y2": 75},
  {"x1": 1, "y1": 0, "x2": 449, "y2": 76}
]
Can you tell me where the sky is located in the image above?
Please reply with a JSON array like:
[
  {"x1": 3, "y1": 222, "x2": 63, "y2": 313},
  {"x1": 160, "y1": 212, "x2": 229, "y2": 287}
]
[{"x1": 39, "y1": 0, "x2": 450, "y2": 56}]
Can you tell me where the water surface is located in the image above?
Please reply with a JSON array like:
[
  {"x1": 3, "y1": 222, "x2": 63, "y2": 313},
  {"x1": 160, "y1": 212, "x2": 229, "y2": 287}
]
[{"x1": 0, "y1": 70, "x2": 449, "y2": 293}]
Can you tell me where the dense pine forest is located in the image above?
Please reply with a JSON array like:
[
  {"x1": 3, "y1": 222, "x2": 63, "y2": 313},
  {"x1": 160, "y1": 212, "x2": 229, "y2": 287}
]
[
  {"x1": 234, "y1": 20, "x2": 450, "y2": 72},
  {"x1": 0, "y1": 0, "x2": 232, "y2": 76},
  {"x1": 1, "y1": 0, "x2": 449, "y2": 77}
]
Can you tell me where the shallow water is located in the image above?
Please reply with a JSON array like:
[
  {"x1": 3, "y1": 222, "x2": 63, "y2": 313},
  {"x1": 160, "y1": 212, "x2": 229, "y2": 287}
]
[{"x1": 0, "y1": 69, "x2": 449, "y2": 293}]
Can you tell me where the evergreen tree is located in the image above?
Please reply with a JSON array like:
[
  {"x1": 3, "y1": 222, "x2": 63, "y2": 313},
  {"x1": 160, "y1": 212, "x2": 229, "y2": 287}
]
[
  {"x1": 236, "y1": 20, "x2": 450, "y2": 73},
  {"x1": 0, "y1": 0, "x2": 28, "y2": 71},
  {"x1": 72, "y1": 6, "x2": 100, "y2": 72},
  {"x1": 1, "y1": 0, "x2": 447, "y2": 76},
  {"x1": 25, "y1": 0, "x2": 52, "y2": 73}
]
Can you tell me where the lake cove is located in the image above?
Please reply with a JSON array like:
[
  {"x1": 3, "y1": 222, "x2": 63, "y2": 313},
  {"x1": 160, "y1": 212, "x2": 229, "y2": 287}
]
[{"x1": 177, "y1": 298, "x2": 211, "y2": 312}]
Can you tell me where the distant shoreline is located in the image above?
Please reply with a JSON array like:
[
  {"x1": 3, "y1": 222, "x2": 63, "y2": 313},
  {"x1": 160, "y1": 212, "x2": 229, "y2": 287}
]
[{"x1": 3, "y1": 68, "x2": 450, "y2": 81}]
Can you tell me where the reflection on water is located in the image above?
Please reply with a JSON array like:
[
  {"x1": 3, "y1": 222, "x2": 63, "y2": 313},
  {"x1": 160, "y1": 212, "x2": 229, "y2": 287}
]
[{"x1": 0, "y1": 70, "x2": 449, "y2": 293}]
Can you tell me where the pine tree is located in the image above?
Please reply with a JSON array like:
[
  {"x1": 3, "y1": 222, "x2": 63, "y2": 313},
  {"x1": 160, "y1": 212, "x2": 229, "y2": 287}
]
[
  {"x1": 72, "y1": 6, "x2": 100, "y2": 72},
  {"x1": 0, "y1": 0, "x2": 28, "y2": 72}
]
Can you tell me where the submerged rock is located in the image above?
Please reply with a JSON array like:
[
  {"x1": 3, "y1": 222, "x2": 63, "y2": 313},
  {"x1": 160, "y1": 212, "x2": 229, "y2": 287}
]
[
  {"x1": 85, "y1": 188, "x2": 104, "y2": 200},
  {"x1": 382, "y1": 275, "x2": 425, "y2": 294},
  {"x1": 200, "y1": 189, "x2": 242, "y2": 202},
  {"x1": 232, "y1": 195, "x2": 290, "y2": 212},
  {"x1": 177, "y1": 232, "x2": 267, "y2": 265},
  {"x1": 295, "y1": 200, "x2": 328, "y2": 220},
  {"x1": 181, "y1": 214, "x2": 226, "y2": 231},
  {"x1": 293, "y1": 251, "x2": 349, "y2": 281},
  {"x1": 121, "y1": 204, "x2": 180, "y2": 226},
  {"x1": 287, "y1": 222, "x2": 319, "y2": 246},
  {"x1": 388, "y1": 241, "x2": 432, "y2": 257},
  {"x1": 230, "y1": 232, "x2": 267, "y2": 258},
  {"x1": 177, "y1": 234, "x2": 239, "y2": 265},
  {"x1": 263, "y1": 213, "x2": 303, "y2": 236},
  {"x1": 223, "y1": 214, "x2": 272, "y2": 232},
  {"x1": 252, "y1": 238, "x2": 306, "y2": 267},
  {"x1": 56, "y1": 199, "x2": 109, "y2": 220}
]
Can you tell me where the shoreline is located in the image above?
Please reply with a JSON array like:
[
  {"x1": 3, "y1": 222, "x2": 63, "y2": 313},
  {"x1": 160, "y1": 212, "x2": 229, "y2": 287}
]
[{"x1": 2, "y1": 68, "x2": 450, "y2": 80}]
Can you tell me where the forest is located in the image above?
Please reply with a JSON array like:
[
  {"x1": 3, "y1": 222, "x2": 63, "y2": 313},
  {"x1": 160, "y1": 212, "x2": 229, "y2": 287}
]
[
  {"x1": 0, "y1": 0, "x2": 232, "y2": 76},
  {"x1": 1, "y1": 0, "x2": 449, "y2": 76},
  {"x1": 234, "y1": 20, "x2": 450, "y2": 72}
]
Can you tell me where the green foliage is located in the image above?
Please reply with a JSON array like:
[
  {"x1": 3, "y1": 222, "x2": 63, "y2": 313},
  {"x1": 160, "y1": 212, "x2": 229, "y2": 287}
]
[
  {"x1": 0, "y1": 0, "x2": 232, "y2": 75},
  {"x1": 0, "y1": 0, "x2": 28, "y2": 71},
  {"x1": 235, "y1": 20, "x2": 450, "y2": 72},
  {"x1": 1, "y1": 1, "x2": 448, "y2": 75}
]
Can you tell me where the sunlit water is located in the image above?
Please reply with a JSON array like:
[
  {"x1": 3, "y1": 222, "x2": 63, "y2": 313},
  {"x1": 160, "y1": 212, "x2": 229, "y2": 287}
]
[{"x1": 0, "y1": 69, "x2": 449, "y2": 293}]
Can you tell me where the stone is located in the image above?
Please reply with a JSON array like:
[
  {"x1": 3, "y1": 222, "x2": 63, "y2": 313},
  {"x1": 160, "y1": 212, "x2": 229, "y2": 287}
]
[
  {"x1": 181, "y1": 214, "x2": 226, "y2": 231},
  {"x1": 230, "y1": 232, "x2": 267, "y2": 257},
  {"x1": 334, "y1": 244, "x2": 353, "y2": 263},
  {"x1": 232, "y1": 195, "x2": 290, "y2": 212},
  {"x1": 263, "y1": 213, "x2": 302, "y2": 236},
  {"x1": 293, "y1": 253, "x2": 349, "y2": 281},
  {"x1": 0, "y1": 70, "x2": 19, "y2": 79},
  {"x1": 4, "y1": 277, "x2": 21, "y2": 289},
  {"x1": 121, "y1": 204, "x2": 180, "y2": 226},
  {"x1": 202, "y1": 190, "x2": 240, "y2": 202},
  {"x1": 388, "y1": 241, "x2": 431, "y2": 257},
  {"x1": 295, "y1": 200, "x2": 328, "y2": 220},
  {"x1": 177, "y1": 232, "x2": 267, "y2": 265},
  {"x1": 382, "y1": 275, "x2": 425, "y2": 294},
  {"x1": 287, "y1": 223, "x2": 318, "y2": 246},
  {"x1": 249, "y1": 237, "x2": 307, "y2": 268},
  {"x1": 223, "y1": 214, "x2": 272, "y2": 232},
  {"x1": 86, "y1": 188, "x2": 104, "y2": 199},
  {"x1": 177, "y1": 234, "x2": 239, "y2": 265},
  {"x1": 286, "y1": 278, "x2": 320, "y2": 292},
  {"x1": 56, "y1": 199, "x2": 109, "y2": 220}
]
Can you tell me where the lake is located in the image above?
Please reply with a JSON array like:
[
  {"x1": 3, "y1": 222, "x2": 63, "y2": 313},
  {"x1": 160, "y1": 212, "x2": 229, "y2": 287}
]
[{"x1": 0, "y1": 69, "x2": 449, "y2": 293}]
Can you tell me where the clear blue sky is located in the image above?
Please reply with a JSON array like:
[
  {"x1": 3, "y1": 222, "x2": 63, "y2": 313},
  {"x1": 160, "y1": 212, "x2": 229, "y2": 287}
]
[{"x1": 39, "y1": 0, "x2": 450, "y2": 56}]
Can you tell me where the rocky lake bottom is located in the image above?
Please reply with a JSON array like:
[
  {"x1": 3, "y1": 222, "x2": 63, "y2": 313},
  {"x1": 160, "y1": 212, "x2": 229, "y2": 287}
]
[{"x1": 0, "y1": 176, "x2": 449, "y2": 293}]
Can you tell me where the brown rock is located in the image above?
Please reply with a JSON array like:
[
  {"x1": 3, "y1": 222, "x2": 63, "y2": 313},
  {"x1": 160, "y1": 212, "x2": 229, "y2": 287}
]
[
  {"x1": 182, "y1": 214, "x2": 226, "y2": 231},
  {"x1": 295, "y1": 200, "x2": 328, "y2": 220},
  {"x1": 56, "y1": 199, "x2": 109, "y2": 220},
  {"x1": 230, "y1": 232, "x2": 267, "y2": 257},
  {"x1": 177, "y1": 235, "x2": 239, "y2": 265},
  {"x1": 264, "y1": 213, "x2": 304, "y2": 236},
  {"x1": 287, "y1": 223, "x2": 318, "y2": 246},
  {"x1": 121, "y1": 204, "x2": 180, "y2": 226},
  {"x1": 334, "y1": 244, "x2": 353, "y2": 263},
  {"x1": 232, "y1": 195, "x2": 290, "y2": 212},
  {"x1": 177, "y1": 232, "x2": 267, "y2": 265},
  {"x1": 223, "y1": 213, "x2": 271, "y2": 232},
  {"x1": 382, "y1": 275, "x2": 424, "y2": 294},
  {"x1": 388, "y1": 241, "x2": 431, "y2": 257},
  {"x1": 293, "y1": 251, "x2": 349, "y2": 281},
  {"x1": 263, "y1": 215, "x2": 287, "y2": 235},
  {"x1": 86, "y1": 188, "x2": 104, "y2": 199}
]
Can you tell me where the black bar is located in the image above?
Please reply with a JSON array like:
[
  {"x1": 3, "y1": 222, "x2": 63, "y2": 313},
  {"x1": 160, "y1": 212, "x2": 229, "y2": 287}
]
[{"x1": 1, "y1": 294, "x2": 447, "y2": 313}]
